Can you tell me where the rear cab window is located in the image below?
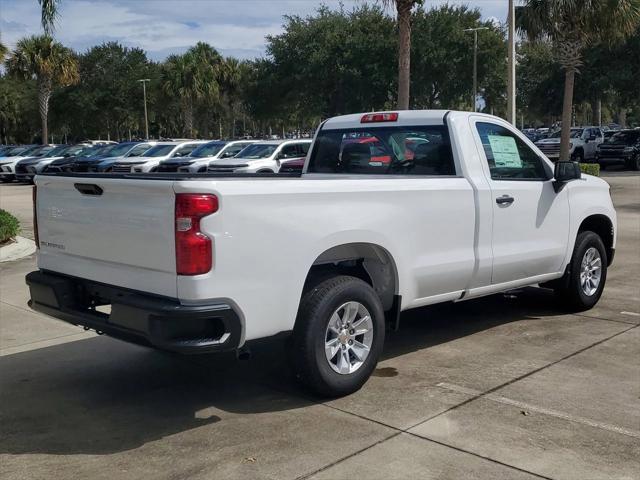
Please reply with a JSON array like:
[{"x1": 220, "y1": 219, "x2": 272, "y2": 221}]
[{"x1": 307, "y1": 126, "x2": 455, "y2": 175}]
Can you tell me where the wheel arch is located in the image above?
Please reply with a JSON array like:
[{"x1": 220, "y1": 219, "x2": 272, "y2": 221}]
[
  {"x1": 303, "y1": 242, "x2": 399, "y2": 312},
  {"x1": 578, "y1": 214, "x2": 614, "y2": 265}
]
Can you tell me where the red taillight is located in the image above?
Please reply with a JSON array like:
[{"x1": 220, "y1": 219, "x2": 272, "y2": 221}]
[
  {"x1": 175, "y1": 193, "x2": 218, "y2": 275},
  {"x1": 33, "y1": 186, "x2": 39, "y2": 249},
  {"x1": 360, "y1": 112, "x2": 399, "y2": 123}
]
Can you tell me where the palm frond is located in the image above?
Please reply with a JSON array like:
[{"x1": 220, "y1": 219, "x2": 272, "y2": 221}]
[{"x1": 38, "y1": 0, "x2": 60, "y2": 35}]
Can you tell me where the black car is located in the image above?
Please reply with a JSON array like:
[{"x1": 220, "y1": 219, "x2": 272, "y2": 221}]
[
  {"x1": 596, "y1": 129, "x2": 640, "y2": 170},
  {"x1": 44, "y1": 144, "x2": 124, "y2": 173}
]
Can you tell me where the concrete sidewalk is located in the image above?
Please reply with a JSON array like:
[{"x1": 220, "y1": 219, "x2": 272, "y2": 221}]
[{"x1": 0, "y1": 173, "x2": 638, "y2": 480}]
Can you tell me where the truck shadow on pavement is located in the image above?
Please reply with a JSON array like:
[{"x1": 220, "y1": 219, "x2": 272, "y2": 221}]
[{"x1": 1, "y1": 286, "x2": 570, "y2": 455}]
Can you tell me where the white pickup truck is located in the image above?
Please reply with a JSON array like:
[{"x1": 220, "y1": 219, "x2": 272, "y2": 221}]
[{"x1": 27, "y1": 110, "x2": 616, "y2": 396}]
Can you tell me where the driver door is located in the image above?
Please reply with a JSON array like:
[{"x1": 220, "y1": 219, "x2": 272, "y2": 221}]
[{"x1": 471, "y1": 119, "x2": 570, "y2": 285}]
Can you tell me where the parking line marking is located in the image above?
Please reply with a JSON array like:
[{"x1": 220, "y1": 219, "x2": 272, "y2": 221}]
[
  {"x1": 436, "y1": 382, "x2": 640, "y2": 440},
  {"x1": 620, "y1": 311, "x2": 640, "y2": 317},
  {"x1": 0, "y1": 331, "x2": 94, "y2": 357}
]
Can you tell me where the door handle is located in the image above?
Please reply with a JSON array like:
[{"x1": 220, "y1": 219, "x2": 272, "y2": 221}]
[{"x1": 496, "y1": 195, "x2": 514, "y2": 205}]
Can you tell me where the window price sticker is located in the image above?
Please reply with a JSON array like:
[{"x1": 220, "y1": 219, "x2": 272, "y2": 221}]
[{"x1": 488, "y1": 135, "x2": 522, "y2": 168}]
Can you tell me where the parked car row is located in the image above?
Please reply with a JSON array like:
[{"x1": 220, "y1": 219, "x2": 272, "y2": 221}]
[
  {"x1": 526, "y1": 125, "x2": 640, "y2": 170},
  {"x1": 3, "y1": 125, "x2": 638, "y2": 183},
  {"x1": 0, "y1": 138, "x2": 313, "y2": 183}
]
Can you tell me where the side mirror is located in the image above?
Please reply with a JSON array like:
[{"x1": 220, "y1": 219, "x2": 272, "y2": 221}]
[{"x1": 553, "y1": 161, "x2": 581, "y2": 193}]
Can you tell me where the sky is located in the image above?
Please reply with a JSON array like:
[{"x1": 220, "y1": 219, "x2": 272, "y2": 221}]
[{"x1": 1, "y1": 0, "x2": 511, "y2": 61}]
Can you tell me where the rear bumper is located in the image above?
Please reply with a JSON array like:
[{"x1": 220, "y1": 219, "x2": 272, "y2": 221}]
[{"x1": 26, "y1": 270, "x2": 243, "y2": 354}]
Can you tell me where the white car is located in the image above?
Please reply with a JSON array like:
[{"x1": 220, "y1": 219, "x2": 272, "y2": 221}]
[
  {"x1": 536, "y1": 126, "x2": 604, "y2": 162},
  {"x1": 18, "y1": 144, "x2": 89, "y2": 182},
  {"x1": 112, "y1": 141, "x2": 208, "y2": 173},
  {"x1": 28, "y1": 110, "x2": 616, "y2": 397},
  {"x1": 158, "y1": 140, "x2": 257, "y2": 173},
  {"x1": 0, "y1": 145, "x2": 49, "y2": 182},
  {"x1": 207, "y1": 139, "x2": 312, "y2": 173}
]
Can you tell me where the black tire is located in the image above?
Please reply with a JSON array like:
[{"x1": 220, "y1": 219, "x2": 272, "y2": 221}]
[
  {"x1": 292, "y1": 275, "x2": 385, "y2": 397},
  {"x1": 256, "y1": 169, "x2": 274, "y2": 174},
  {"x1": 626, "y1": 154, "x2": 640, "y2": 171},
  {"x1": 571, "y1": 149, "x2": 584, "y2": 163},
  {"x1": 555, "y1": 231, "x2": 607, "y2": 311}
]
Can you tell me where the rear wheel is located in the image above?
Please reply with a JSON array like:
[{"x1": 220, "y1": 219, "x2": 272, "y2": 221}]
[
  {"x1": 256, "y1": 169, "x2": 274, "y2": 174},
  {"x1": 291, "y1": 275, "x2": 385, "y2": 397},
  {"x1": 555, "y1": 231, "x2": 607, "y2": 311}
]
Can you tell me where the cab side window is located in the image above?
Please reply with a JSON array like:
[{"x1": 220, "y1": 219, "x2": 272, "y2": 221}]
[
  {"x1": 299, "y1": 143, "x2": 310, "y2": 155},
  {"x1": 280, "y1": 145, "x2": 301, "y2": 159},
  {"x1": 476, "y1": 122, "x2": 550, "y2": 181}
]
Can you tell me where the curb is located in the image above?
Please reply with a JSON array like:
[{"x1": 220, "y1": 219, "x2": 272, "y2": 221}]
[{"x1": 0, "y1": 236, "x2": 36, "y2": 263}]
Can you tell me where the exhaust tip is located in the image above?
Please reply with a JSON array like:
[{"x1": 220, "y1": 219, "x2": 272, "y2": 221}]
[{"x1": 236, "y1": 347, "x2": 251, "y2": 361}]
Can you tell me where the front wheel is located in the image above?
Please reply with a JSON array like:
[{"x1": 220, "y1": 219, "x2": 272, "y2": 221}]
[
  {"x1": 571, "y1": 149, "x2": 584, "y2": 163},
  {"x1": 291, "y1": 275, "x2": 385, "y2": 397},
  {"x1": 626, "y1": 154, "x2": 640, "y2": 171},
  {"x1": 555, "y1": 231, "x2": 607, "y2": 311}
]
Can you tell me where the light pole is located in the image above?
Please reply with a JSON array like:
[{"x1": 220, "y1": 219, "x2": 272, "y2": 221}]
[
  {"x1": 138, "y1": 79, "x2": 150, "y2": 139},
  {"x1": 507, "y1": 0, "x2": 516, "y2": 125},
  {"x1": 463, "y1": 27, "x2": 488, "y2": 112}
]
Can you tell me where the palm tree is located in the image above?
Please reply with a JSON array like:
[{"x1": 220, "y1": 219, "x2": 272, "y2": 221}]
[
  {"x1": 382, "y1": 0, "x2": 423, "y2": 109},
  {"x1": 518, "y1": 0, "x2": 640, "y2": 161},
  {"x1": 0, "y1": 41, "x2": 8, "y2": 63},
  {"x1": 6, "y1": 35, "x2": 79, "y2": 144},
  {"x1": 162, "y1": 43, "x2": 221, "y2": 137},
  {"x1": 221, "y1": 57, "x2": 246, "y2": 137},
  {"x1": 38, "y1": 0, "x2": 60, "y2": 35}
]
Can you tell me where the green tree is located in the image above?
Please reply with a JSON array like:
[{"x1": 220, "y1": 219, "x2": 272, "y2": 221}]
[
  {"x1": 77, "y1": 42, "x2": 154, "y2": 139},
  {"x1": 382, "y1": 0, "x2": 423, "y2": 109},
  {"x1": 0, "y1": 76, "x2": 39, "y2": 144},
  {"x1": 264, "y1": 5, "x2": 396, "y2": 120},
  {"x1": 518, "y1": 0, "x2": 640, "y2": 160},
  {"x1": 516, "y1": 41, "x2": 564, "y2": 125},
  {"x1": 220, "y1": 57, "x2": 249, "y2": 137},
  {"x1": 162, "y1": 42, "x2": 222, "y2": 137},
  {"x1": 411, "y1": 5, "x2": 505, "y2": 112},
  {"x1": 6, "y1": 35, "x2": 79, "y2": 144}
]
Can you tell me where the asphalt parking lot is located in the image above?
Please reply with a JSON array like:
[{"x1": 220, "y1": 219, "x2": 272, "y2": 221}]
[{"x1": 1, "y1": 171, "x2": 638, "y2": 480}]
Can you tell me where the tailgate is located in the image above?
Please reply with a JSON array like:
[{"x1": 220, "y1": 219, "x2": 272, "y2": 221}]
[{"x1": 36, "y1": 176, "x2": 178, "y2": 297}]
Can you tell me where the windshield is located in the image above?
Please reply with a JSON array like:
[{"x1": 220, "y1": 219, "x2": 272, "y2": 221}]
[
  {"x1": 25, "y1": 146, "x2": 54, "y2": 157},
  {"x1": 7, "y1": 146, "x2": 37, "y2": 156},
  {"x1": 143, "y1": 145, "x2": 175, "y2": 157},
  {"x1": 86, "y1": 145, "x2": 114, "y2": 158},
  {"x1": 72, "y1": 146, "x2": 96, "y2": 158},
  {"x1": 236, "y1": 143, "x2": 278, "y2": 159},
  {"x1": 608, "y1": 131, "x2": 640, "y2": 144},
  {"x1": 189, "y1": 143, "x2": 225, "y2": 158},
  {"x1": 103, "y1": 143, "x2": 135, "y2": 157},
  {"x1": 125, "y1": 144, "x2": 153, "y2": 157},
  {"x1": 550, "y1": 129, "x2": 584, "y2": 139}
]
